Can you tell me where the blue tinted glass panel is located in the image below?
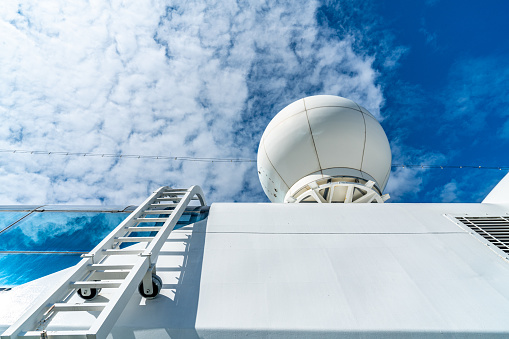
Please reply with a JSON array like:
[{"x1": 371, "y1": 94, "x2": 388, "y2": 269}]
[
  {"x1": 0, "y1": 209, "x2": 208, "y2": 286},
  {"x1": 0, "y1": 212, "x2": 129, "y2": 252},
  {"x1": 0, "y1": 254, "x2": 81, "y2": 287},
  {"x1": 175, "y1": 212, "x2": 208, "y2": 228},
  {"x1": 0, "y1": 212, "x2": 28, "y2": 231}
]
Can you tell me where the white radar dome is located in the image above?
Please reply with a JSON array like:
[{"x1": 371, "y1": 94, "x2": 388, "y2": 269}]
[{"x1": 257, "y1": 95, "x2": 391, "y2": 203}]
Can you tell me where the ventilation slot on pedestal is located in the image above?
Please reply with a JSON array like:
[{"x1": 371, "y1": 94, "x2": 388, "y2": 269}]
[{"x1": 456, "y1": 216, "x2": 509, "y2": 254}]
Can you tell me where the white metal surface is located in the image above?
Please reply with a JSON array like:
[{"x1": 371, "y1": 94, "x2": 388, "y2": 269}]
[
  {"x1": 307, "y1": 106, "x2": 365, "y2": 170},
  {"x1": 3, "y1": 202, "x2": 509, "y2": 337},
  {"x1": 483, "y1": 171, "x2": 509, "y2": 204},
  {"x1": 257, "y1": 95, "x2": 392, "y2": 203},
  {"x1": 285, "y1": 179, "x2": 390, "y2": 203},
  {"x1": 1, "y1": 186, "x2": 206, "y2": 339},
  {"x1": 192, "y1": 202, "x2": 509, "y2": 337}
]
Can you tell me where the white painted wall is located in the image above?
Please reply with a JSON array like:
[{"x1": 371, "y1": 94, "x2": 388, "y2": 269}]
[{"x1": 3, "y1": 202, "x2": 509, "y2": 338}]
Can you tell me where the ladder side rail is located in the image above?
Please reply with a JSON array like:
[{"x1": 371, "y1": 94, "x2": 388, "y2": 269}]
[
  {"x1": 139, "y1": 191, "x2": 189, "y2": 260},
  {"x1": 89, "y1": 186, "x2": 205, "y2": 338},
  {"x1": 142, "y1": 186, "x2": 206, "y2": 261},
  {"x1": 86, "y1": 257, "x2": 151, "y2": 339},
  {"x1": 1, "y1": 257, "x2": 93, "y2": 339},
  {"x1": 193, "y1": 187, "x2": 207, "y2": 207},
  {"x1": 187, "y1": 185, "x2": 207, "y2": 206},
  {"x1": 87, "y1": 186, "x2": 169, "y2": 262}
]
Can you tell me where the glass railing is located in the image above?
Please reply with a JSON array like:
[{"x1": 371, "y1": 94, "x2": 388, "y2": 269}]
[{"x1": 0, "y1": 206, "x2": 208, "y2": 287}]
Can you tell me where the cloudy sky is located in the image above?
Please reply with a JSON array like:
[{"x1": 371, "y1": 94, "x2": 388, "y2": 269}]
[{"x1": 0, "y1": 0, "x2": 508, "y2": 205}]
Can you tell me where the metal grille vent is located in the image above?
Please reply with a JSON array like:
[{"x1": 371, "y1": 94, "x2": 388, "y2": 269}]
[{"x1": 456, "y1": 216, "x2": 509, "y2": 254}]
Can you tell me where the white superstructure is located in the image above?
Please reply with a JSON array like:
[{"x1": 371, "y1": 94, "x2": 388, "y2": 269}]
[{"x1": 1, "y1": 95, "x2": 509, "y2": 338}]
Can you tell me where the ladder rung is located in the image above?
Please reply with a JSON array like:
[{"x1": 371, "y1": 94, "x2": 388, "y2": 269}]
[
  {"x1": 126, "y1": 226, "x2": 162, "y2": 232},
  {"x1": 150, "y1": 203, "x2": 178, "y2": 207},
  {"x1": 88, "y1": 264, "x2": 134, "y2": 271},
  {"x1": 146, "y1": 208, "x2": 175, "y2": 213},
  {"x1": 90, "y1": 271, "x2": 129, "y2": 280},
  {"x1": 116, "y1": 236, "x2": 154, "y2": 242},
  {"x1": 52, "y1": 302, "x2": 108, "y2": 312},
  {"x1": 72, "y1": 281, "x2": 122, "y2": 289},
  {"x1": 163, "y1": 189, "x2": 188, "y2": 193},
  {"x1": 156, "y1": 198, "x2": 181, "y2": 201},
  {"x1": 143, "y1": 210, "x2": 174, "y2": 214},
  {"x1": 136, "y1": 218, "x2": 168, "y2": 222},
  {"x1": 23, "y1": 330, "x2": 89, "y2": 337},
  {"x1": 103, "y1": 249, "x2": 144, "y2": 255}
]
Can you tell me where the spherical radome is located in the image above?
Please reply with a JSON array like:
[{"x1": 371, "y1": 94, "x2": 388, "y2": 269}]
[{"x1": 257, "y1": 95, "x2": 392, "y2": 203}]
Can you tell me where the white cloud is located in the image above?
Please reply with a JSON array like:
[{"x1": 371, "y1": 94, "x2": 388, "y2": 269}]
[
  {"x1": 419, "y1": 26, "x2": 437, "y2": 48},
  {"x1": 438, "y1": 180, "x2": 459, "y2": 203},
  {"x1": 385, "y1": 167, "x2": 424, "y2": 202},
  {"x1": 500, "y1": 120, "x2": 509, "y2": 139},
  {"x1": 384, "y1": 141, "x2": 446, "y2": 202},
  {"x1": 0, "y1": 0, "x2": 394, "y2": 205}
]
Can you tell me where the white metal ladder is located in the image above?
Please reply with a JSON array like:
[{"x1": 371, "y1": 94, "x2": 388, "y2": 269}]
[{"x1": 1, "y1": 186, "x2": 206, "y2": 339}]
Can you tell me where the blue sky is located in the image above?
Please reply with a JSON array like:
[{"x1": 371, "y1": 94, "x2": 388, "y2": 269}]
[
  {"x1": 0, "y1": 0, "x2": 507, "y2": 204},
  {"x1": 375, "y1": 0, "x2": 509, "y2": 202}
]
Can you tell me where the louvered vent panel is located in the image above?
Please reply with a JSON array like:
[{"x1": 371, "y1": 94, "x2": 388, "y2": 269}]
[{"x1": 456, "y1": 216, "x2": 509, "y2": 254}]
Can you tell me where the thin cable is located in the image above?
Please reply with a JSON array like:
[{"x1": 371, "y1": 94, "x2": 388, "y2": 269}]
[
  {"x1": 0, "y1": 148, "x2": 507, "y2": 169},
  {"x1": 0, "y1": 148, "x2": 255, "y2": 163},
  {"x1": 391, "y1": 164, "x2": 509, "y2": 170}
]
